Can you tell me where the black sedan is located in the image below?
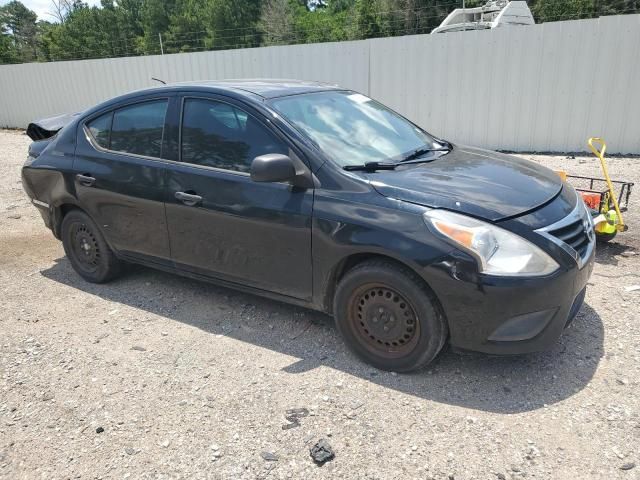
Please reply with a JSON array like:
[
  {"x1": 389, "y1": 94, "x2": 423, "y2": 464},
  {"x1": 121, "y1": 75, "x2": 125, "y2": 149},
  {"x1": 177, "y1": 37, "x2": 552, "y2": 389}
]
[{"x1": 21, "y1": 80, "x2": 595, "y2": 371}]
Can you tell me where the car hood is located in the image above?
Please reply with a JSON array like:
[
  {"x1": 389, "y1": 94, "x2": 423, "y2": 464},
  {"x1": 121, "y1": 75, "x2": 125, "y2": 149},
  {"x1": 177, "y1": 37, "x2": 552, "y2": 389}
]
[{"x1": 367, "y1": 146, "x2": 563, "y2": 222}]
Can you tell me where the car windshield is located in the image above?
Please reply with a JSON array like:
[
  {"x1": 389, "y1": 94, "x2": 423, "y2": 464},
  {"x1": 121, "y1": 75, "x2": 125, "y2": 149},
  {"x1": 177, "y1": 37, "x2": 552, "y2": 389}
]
[{"x1": 269, "y1": 91, "x2": 442, "y2": 166}]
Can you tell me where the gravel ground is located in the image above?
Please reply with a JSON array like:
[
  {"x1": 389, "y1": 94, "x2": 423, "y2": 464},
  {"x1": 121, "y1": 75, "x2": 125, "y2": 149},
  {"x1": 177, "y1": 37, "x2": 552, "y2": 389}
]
[{"x1": 1, "y1": 129, "x2": 639, "y2": 480}]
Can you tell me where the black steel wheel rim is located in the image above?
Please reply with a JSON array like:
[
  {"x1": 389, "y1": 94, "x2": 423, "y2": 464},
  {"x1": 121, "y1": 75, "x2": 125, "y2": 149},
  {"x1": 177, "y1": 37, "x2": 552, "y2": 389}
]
[
  {"x1": 69, "y1": 222, "x2": 101, "y2": 273},
  {"x1": 348, "y1": 284, "x2": 420, "y2": 358}
]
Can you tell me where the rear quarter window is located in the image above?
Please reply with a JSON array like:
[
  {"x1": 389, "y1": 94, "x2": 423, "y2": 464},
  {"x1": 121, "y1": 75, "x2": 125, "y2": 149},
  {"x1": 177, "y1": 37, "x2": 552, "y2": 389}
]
[{"x1": 87, "y1": 112, "x2": 112, "y2": 149}]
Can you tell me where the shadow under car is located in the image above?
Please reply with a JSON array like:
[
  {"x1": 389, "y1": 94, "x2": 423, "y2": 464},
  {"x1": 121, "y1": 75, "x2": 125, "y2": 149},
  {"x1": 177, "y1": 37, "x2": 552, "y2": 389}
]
[{"x1": 41, "y1": 257, "x2": 604, "y2": 414}]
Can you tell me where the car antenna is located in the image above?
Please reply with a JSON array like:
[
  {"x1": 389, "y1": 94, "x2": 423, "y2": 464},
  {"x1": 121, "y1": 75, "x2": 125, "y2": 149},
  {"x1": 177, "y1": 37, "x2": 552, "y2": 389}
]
[{"x1": 151, "y1": 77, "x2": 166, "y2": 85}]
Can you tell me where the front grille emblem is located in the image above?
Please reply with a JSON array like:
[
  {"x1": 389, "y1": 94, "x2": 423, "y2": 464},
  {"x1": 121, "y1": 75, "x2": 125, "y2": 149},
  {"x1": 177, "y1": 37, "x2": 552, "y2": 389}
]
[
  {"x1": 584, "y1": 217, "x2": 594, "y2": 242},
  {"x1": 535, "y1": 199, "x2": 595, "y2": 269}
]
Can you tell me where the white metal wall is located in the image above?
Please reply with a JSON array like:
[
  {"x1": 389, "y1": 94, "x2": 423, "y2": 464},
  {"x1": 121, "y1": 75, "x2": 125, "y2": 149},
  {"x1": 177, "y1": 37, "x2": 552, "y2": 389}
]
[
  {"x1": 369, "y1": 14, "x2": 640, "y2": 154},
  {"x1": 1, "y1": 14, "x2": 639, "y2": 153}
]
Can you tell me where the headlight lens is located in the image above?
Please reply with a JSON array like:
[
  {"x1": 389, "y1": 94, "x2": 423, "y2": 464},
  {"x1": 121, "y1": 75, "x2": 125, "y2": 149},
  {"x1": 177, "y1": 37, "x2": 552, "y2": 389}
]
[{"x1": 423, "y1": 210, "x2": 559, "y2": 276}]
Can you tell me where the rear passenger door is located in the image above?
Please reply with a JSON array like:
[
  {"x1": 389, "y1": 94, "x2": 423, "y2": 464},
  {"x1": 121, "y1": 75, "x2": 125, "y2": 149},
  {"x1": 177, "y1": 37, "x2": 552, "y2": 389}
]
[
  {"x1": 164, "y1": 95, "x2": 314, "y2": 300},
  {"x1": 74, "y1": 96, "x2": 172, "y2": 264}
]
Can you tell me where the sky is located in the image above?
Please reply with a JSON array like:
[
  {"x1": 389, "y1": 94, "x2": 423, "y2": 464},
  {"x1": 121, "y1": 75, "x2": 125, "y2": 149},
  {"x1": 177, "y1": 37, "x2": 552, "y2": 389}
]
[{"x1": 0, "y1": 0, "x2": 102, "y2": 21}]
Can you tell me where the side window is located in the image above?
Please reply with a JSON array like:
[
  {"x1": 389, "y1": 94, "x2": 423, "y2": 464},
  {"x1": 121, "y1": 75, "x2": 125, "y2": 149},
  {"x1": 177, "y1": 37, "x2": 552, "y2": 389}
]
[
  {"x1": 87, "y1": 112, "x2": 112, "y2": 149},
  {"x1": 110, "y1": 100, "x2": 168, "y2": 158},
  {"x1": 209, "y1": 102, "x2": 248, "y2": 130},
  {"x1": 180, "y1": 98, "x2": 287, "y2": 173}
]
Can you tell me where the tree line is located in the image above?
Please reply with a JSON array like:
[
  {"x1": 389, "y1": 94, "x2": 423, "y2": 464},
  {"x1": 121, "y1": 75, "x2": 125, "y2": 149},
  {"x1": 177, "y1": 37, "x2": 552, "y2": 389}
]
[{"x1": 1, "y1": 0, "x2": 638, "y2": 64}]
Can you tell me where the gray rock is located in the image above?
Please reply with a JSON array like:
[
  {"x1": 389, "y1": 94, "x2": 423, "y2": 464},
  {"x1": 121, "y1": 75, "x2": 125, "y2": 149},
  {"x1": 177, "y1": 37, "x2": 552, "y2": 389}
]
[
  {"x1": 282, "y1": 407, "x2": 309, "y2": 430},
  {"x1": 261, "y1": 451, "x2": 278, "y2": 462},
  {"x1": 310, "y1": 438, "x2": 335, "y2": 465}
]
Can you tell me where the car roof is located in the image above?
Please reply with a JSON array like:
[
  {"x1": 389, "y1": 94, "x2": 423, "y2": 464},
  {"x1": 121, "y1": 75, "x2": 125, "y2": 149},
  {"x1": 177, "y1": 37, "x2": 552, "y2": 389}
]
[
  {"x1": 82, "y1": 79, "x2": 345, "y2": 119},
  {"x1": 166, "y1": 79, "x2": 343, "y2": 99}
]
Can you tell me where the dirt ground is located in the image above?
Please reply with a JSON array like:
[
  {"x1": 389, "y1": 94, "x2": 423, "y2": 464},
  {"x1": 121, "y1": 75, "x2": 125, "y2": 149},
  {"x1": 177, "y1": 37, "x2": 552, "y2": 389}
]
[{"x1": 1, "y1": 129, "x2": 638, "y2": 480}]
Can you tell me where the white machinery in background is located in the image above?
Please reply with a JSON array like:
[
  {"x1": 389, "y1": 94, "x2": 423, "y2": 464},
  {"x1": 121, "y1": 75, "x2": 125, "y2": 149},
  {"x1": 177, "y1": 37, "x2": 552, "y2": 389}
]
[{"x1": 431, "y1": 0, "x2": 535, "y2": 34}]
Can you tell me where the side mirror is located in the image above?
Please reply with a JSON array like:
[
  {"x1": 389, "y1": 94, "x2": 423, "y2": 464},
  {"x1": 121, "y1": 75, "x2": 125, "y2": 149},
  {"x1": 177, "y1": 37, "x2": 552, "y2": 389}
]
[{"x1": 250, "y1": 154, "x2": 297, "y2": 183}]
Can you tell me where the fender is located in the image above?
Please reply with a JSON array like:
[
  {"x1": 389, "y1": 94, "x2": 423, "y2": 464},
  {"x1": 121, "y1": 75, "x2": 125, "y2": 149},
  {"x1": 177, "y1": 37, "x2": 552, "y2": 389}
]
[{"x1": 310, "y1": 194, "x2": 456, "y2": 313}]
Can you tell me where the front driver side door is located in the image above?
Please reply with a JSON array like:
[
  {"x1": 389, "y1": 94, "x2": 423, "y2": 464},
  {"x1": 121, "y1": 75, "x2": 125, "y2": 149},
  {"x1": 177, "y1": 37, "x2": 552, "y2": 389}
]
[{"x1": 164, "y1": 96, "x2": 314, "y2": 300}]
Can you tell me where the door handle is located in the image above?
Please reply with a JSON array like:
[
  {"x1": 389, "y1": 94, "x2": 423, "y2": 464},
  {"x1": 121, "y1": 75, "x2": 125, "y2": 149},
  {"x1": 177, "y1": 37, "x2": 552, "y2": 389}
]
[
  {"x1": 76, "y1": 174, "x2": 96, "y2": 187},
  {"x1": 175, "y1": 191, "x2": 202, "y2": 206}
]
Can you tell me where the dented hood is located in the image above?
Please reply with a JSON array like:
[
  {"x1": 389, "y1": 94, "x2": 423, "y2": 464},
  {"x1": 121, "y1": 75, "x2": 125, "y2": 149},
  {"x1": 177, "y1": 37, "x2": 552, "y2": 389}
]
[{"x1": 367, "y1": 146, "x2": 563, "y2": 222}]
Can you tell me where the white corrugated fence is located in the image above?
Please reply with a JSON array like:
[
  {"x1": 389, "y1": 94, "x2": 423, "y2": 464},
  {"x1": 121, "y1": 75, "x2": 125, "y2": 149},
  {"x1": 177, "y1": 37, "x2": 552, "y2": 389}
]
[{"x1": 1, "y1": 14, "x2": 639, "y2": 153}]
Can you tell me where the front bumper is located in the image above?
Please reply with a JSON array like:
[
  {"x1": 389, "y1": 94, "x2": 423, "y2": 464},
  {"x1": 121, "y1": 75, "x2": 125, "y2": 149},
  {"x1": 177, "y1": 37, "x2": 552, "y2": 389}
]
[{"x1": 426, "y1": 246, "x2": 595, "y2": 355}]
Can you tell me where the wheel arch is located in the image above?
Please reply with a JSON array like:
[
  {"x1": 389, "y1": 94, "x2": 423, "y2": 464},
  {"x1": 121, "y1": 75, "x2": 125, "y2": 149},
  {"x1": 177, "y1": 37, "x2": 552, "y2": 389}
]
[
  {"x1": 322, "y1": 252, "x2": 443, "y2": 316},
  {"x1": 52, "y1": 203, "x2": 108, "y2": 246},
  {"x1": 51, "y1": 202, "x2": 82, "y2": 239}
]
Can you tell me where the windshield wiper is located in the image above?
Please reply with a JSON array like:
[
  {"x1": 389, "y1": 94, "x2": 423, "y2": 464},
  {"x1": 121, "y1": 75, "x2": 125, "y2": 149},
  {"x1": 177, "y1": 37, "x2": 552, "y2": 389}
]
[
  {"x1": 343, "y1": 161, "x2": 398, "y2": 172},
  {"x1": 343, "y1": 142, "x2": 453, "y2": 171},
  {"x1": 401, "y1": 145, "x2": 451, "y2": 163}
]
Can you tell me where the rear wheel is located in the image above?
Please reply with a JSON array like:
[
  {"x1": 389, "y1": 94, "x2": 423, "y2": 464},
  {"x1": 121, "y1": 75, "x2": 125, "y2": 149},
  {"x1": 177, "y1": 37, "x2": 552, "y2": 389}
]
[
  {"x1": 333, "y1": 260, "x2": 447, "y2": 372},
  {"x1": 61, "y1": 209, "x2": 121, "y2": 283}
]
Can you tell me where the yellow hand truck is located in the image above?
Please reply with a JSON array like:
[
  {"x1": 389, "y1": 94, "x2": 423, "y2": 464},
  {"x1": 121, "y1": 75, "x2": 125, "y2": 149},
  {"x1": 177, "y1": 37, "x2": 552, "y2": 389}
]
[{"x1": 558, "y1": 138, "x2": 633, "y2": 243}]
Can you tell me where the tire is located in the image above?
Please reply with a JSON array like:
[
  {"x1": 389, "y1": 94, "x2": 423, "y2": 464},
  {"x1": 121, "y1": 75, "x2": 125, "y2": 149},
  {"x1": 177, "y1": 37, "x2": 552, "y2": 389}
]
[
  {"x1": 61, "y1": 209, "x2": 121, "y2": 283},
  {"x1": 595, "y1": 230, "x2": 617, "y2": 243},
  {"x1": 333, "y1": 259, "x2": 448, "y2": 372}
]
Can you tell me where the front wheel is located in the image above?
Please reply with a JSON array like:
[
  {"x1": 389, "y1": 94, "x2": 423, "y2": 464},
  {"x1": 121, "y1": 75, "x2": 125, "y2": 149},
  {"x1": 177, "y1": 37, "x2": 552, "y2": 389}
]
[
  {"x1": 333, "y1": 260, "x2": 448, "y2": 372},
  {"x1": 61, "y1": 209, "x2": 122, "y2": 283}
]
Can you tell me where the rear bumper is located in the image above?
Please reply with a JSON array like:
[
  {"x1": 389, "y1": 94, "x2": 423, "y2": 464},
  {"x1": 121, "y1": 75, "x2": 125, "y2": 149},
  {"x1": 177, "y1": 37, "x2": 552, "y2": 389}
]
[{"x1": 426, "y1": 248, "x2": 595, "y2": 355}]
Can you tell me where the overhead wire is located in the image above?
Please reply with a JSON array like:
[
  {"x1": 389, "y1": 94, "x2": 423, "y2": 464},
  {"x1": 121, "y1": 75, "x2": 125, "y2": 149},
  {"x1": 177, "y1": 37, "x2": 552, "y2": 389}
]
[{"x1": 5, "y1": 5, "x2": 640, "y2": 64}]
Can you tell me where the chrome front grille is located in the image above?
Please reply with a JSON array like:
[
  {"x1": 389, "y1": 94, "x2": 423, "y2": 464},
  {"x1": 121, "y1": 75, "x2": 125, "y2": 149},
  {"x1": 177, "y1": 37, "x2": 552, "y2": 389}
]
[
  {"x1": 535, "y1": 198, "x2": 595, "y2": 269},
  {"x1": 547, "y1": 217, "x2": 591, "y2": 259}
]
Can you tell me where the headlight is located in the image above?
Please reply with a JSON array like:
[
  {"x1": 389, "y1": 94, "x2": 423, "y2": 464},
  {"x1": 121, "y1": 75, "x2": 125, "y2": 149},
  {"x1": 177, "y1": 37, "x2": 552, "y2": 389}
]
[{"x1": 423, "y1": 210, "x2": 559, "y2": 276}]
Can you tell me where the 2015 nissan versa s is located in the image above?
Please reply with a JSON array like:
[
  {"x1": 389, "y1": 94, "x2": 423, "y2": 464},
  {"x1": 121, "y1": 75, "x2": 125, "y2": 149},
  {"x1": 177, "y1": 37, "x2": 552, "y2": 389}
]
[{"x1": 22, "y1": 80, "x2": 595, "y2": 371}]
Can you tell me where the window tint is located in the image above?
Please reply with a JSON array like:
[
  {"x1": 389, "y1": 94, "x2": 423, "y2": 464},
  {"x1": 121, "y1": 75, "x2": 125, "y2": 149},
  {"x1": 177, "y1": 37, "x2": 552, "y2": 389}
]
[
  {"x1": 110, "y1": 100, "x2": 168, "y2": 158},
  {"x1": 181, "y1": 98, "x2": 287, "y2": 172},
  {"x1": 209, "y1": 102, "x2": 248, "y2": 130},
  {"x1": 87, "y1": 112, "x2": 112, "y2": 149}
]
